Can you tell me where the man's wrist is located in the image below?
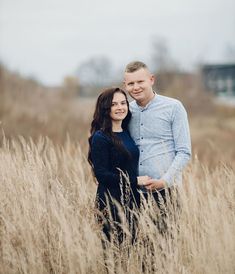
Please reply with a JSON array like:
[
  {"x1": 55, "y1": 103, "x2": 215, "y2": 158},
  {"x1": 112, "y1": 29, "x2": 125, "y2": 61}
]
[
  {"x1": 161, "y1": 176, "x2": 170, "y2": 188},
  {"x1": 160, "y1": 179, "x2": 167, "y2": 189}
]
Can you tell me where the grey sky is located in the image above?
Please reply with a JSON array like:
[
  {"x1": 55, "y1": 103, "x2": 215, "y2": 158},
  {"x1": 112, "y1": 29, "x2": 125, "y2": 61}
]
[{"x1": 0, "y1": 0, "x2": 235, "y2": 86}]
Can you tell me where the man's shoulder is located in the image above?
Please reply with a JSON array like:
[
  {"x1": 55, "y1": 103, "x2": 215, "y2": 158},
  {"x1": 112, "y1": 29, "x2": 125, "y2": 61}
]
[
  {"x1": 157, "y1": 94, "x2": 181, "y2": 106},
  {"x1": 156, "y1": 94, "x2": 188, "y2": 120},
  {"x1": 129, "y1": 100, "x2": 138, "y2": 112},
  {"x1": 129, "y1": 100, "x2": 137, "y2": 107}
]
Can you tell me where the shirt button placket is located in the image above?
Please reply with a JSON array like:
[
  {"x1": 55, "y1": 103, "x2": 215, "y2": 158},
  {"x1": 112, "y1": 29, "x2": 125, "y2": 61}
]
[
  {"x1": 140, "y1": 110, "x2": 144, "y2": 141},
  {"x1": 139, "y1": 110, "x2": 144, "y2": 167}
]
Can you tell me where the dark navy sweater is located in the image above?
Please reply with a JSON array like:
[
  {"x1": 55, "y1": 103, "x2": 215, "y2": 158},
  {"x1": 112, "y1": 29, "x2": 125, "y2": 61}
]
[{"x1": 91, "y1": 130, "x2": 139, "y2": 196}]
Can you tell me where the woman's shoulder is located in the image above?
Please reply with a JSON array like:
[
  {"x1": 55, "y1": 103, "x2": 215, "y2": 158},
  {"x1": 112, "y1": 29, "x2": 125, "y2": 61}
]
[
  {"x1": 117, "y1": 129, "x2": 132, "y2": 138},
  {"x1": 92, "y1": 130, "x2": 111, "y2": 144}
]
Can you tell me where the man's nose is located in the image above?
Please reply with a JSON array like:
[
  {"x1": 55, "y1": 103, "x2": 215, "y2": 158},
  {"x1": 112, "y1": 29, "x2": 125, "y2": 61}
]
[{"x1": 133, "y1": 82, "x2": 139, "y2": 90}]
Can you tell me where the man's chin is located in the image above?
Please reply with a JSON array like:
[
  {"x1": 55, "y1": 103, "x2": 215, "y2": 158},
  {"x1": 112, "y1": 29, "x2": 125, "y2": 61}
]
[{"x1": 132, "y1": 94, "x2": 143, "y2": 101}]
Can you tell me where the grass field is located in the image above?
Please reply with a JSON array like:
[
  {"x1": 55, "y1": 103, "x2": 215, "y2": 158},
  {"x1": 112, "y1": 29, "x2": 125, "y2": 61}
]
[{"x1": 0, "y1": 67, "x2": 235, "y2": 273}]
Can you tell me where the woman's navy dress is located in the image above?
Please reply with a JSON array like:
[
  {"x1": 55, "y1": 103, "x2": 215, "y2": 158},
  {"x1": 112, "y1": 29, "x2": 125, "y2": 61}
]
[{"x1": 90, "y1": 130, "x2": 140, "y2": 243}]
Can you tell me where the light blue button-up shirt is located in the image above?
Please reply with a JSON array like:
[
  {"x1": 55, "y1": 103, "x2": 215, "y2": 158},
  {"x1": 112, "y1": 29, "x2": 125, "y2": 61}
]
[{"x1": 128, "y1": 94, "x2": 191, "y2": 189}]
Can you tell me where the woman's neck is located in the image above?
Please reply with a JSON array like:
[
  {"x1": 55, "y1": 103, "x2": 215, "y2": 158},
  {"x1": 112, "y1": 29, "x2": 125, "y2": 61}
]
[{"x1": 112, "y1": 121, "x2": 123, "y2": 132}]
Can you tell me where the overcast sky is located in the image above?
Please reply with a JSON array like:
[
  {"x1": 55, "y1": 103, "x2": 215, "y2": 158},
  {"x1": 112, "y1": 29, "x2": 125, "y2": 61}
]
[{"x1": 0, "y1": 0, "x2": 235, "y2": 86}]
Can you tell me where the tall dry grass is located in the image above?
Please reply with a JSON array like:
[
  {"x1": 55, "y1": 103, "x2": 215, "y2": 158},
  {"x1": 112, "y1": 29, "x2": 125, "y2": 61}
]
[
  {"x1": 0, "y1": 65, "x2": 235, "y2": 273},
  {"x1": 0, "y1": 135, "x2": 234, "y2": 273}
]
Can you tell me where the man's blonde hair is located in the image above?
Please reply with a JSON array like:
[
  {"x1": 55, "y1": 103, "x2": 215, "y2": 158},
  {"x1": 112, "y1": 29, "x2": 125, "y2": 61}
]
[{"x1": 125, "y1": 61, "x2": 149, "y2": 73}]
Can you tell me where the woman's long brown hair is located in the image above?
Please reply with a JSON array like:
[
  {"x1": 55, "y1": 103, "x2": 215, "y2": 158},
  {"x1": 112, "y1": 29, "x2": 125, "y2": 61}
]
[{"x1": 88, "y1": 87, "x2": 132, "y2": 167}]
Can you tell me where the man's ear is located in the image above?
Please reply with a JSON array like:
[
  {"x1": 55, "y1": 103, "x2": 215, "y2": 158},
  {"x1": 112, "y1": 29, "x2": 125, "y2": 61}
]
[{"x1": 150, "y1": 74, "x2": 155, "y2": 85}]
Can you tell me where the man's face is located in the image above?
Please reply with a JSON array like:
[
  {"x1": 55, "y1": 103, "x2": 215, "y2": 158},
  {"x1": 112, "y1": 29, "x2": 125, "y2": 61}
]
[{"x1": 124, "y1": 68, "x2": 155, "y2": 105}]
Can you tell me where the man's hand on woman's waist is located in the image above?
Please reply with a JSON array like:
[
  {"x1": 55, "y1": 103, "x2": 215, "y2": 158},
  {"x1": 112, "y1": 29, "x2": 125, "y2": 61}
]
[{"x1": 142, "y1": 178, "x2": 167, "y2": 191}]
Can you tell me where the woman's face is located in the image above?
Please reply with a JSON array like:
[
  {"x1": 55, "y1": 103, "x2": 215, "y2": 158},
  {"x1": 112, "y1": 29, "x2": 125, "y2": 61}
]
[{"x1": 110, "y1": 92, "x2": 128, "y2": 122}]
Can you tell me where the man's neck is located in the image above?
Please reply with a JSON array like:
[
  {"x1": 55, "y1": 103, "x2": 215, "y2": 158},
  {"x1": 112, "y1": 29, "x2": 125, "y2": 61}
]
[{"x1": 137, "y1": 92, "x2": 155, "y2": 107}]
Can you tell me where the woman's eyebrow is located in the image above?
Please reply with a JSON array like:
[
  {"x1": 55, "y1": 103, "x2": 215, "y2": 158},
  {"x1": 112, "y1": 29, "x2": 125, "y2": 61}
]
[{"x1": 111, "y1": 100, "x2": 126, "y2": 105}]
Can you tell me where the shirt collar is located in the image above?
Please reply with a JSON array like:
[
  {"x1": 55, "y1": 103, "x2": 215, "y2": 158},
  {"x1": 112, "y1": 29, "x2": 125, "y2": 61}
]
[{"x1": 137, "y1": 92, "x2": 157, "y2": 111}]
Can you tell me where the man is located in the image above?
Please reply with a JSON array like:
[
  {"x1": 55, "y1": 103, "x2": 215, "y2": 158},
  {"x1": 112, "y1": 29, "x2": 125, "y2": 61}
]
[{"x1": 123, "y1": 61, "x2": 191, "y2": 205}]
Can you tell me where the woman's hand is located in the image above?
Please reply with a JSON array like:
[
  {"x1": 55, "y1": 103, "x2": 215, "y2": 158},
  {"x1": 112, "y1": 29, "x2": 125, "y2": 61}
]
[
  {"x1": 137, "y1": 176, "x2": 151, "y2": 186},
  {"x1": 143, "y1": 179, "x2": 167, "y2": 191}
]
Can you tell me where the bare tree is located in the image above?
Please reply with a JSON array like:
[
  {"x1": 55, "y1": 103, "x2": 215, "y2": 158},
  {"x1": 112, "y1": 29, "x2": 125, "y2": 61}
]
[
  {"x1": 77, "y1": 56, "x2": 114, "y2": 87},
  {"x1": 151, "y1": 36, "x2": 178, "y2": 73},
  {"x1": 224, "y1": 43, "x2": 235, "y2": 62}
]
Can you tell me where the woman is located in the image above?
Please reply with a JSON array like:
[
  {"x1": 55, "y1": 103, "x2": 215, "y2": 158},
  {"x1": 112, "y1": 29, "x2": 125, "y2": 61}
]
[{"x1": 88, "y1": 87, "x2": 149, "y2": 245}]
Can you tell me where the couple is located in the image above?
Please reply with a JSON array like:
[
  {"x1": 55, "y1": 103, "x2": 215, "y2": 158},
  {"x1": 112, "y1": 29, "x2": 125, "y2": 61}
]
[{"x1": 88, "y1": 61, "x2": 191, "y2": 244}]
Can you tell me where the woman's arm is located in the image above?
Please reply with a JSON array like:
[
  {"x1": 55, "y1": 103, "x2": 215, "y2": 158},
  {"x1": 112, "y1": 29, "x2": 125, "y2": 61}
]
[{"x1": 91, "y1": 133, "x2": 121, "y2": 189}]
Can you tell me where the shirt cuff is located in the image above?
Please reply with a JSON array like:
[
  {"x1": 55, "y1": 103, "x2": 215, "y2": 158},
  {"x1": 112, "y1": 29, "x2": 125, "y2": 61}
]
[{"x1": 161, "y1": 174, "x2": 172, "y2": 188}]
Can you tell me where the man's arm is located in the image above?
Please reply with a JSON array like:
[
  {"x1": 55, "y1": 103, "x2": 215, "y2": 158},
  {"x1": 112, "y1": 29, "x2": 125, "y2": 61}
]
[
  {"x1": 161, "y1": 101, "x2": 191, "y2": 187},
  {"x1": 145, "y1": 101, "x2": 191, "y2": 190}
]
